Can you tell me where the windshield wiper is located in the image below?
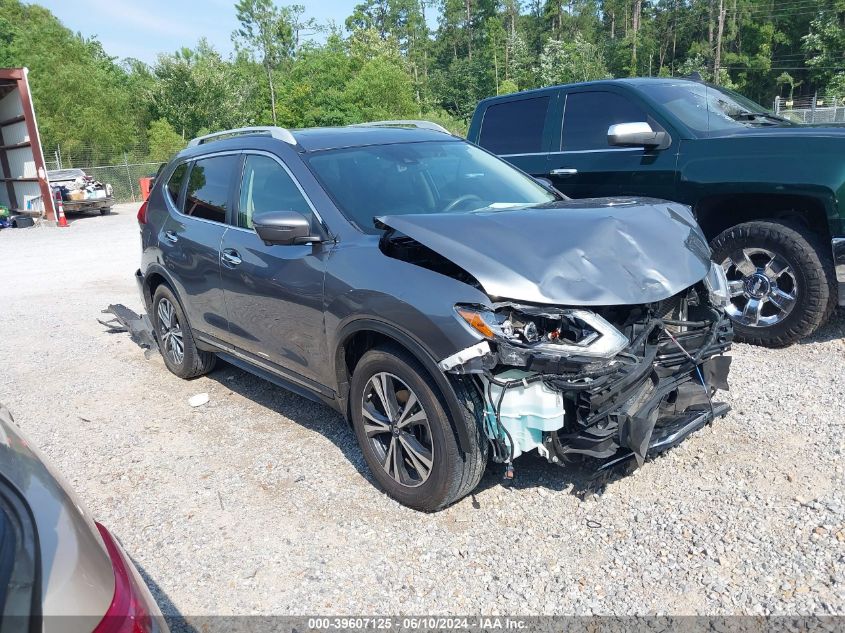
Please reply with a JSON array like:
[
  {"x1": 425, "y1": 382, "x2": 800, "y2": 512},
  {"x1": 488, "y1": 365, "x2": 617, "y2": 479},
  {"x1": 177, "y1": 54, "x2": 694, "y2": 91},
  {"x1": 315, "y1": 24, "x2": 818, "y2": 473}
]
[{"x1": 729, "y1": 112, "x2": 793, "y2": 126}]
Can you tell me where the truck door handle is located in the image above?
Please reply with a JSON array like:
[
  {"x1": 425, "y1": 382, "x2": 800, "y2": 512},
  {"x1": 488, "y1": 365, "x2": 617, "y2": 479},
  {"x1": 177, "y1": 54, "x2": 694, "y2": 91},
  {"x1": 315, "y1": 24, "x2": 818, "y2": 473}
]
[
  {"x1": 550, "y1": 168, "x2": 578, "y2": 176},
  {"x1": 221, "y1": 249, "x2": 242, "y2": 267},
  {"x1": 163, "y1": 230, "x2": 178, "y2": 243}
]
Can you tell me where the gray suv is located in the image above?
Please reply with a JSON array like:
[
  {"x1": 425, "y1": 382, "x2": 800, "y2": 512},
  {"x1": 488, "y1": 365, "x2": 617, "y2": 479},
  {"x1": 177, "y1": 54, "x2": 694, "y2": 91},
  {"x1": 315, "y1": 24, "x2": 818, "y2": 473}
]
[{"x1": 136, "y1": 123, "x2": 734, "y2": 511}]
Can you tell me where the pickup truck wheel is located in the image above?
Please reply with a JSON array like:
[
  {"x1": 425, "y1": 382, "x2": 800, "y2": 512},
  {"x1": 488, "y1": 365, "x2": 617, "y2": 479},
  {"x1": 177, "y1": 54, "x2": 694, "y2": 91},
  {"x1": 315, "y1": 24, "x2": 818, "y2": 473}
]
[
  {"x1": 710, "y1": 220, "x2": 836, "y2": 347},
  {"x1": 152, "y1": 285, "x2": 216, "y2": 378},
  {"x1": 349, "y1": 345, "x2": 487, "y2": 512}
]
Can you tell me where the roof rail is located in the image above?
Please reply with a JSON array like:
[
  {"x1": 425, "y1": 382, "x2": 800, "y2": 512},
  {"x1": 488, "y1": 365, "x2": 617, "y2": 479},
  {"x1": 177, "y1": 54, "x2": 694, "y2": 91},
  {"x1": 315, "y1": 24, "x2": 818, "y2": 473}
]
[
  {"x1": 187, "y1": 126, "x2": 297, "y2": 148},
  {"x1": 350, "y1": 120, "x2": 451, "y2": 134}
]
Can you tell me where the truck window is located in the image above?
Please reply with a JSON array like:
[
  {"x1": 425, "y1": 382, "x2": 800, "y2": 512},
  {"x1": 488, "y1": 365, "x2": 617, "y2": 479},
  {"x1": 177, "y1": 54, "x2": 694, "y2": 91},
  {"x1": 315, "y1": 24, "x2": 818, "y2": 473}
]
[
  {"x1": 562, "y1": 91, "x2": 647, "y2": 151},
  {"x1": 478, "y1": 96, "x2": 550, "y2": 155}
]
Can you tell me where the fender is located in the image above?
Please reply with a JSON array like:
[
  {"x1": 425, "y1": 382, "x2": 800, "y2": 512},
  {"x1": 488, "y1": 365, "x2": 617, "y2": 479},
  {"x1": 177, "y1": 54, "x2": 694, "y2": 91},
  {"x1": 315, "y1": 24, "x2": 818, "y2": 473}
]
[{"x1": 334, "y1": 317, "x2": 473, "y2": 455}]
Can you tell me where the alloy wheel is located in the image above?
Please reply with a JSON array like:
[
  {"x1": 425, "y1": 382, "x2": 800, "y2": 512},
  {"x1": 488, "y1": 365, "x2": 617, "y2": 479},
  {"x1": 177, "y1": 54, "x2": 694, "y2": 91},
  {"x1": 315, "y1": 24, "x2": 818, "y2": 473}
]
[
  {"x1": 156, "y1": 298, "x2": 184, "y2": 366},
  {"x1": 721, "y1": 248, "x2": 798, "y2": 327},
  {"x1": 361, "y1": 372, "x2": 434, "y2": 488}
]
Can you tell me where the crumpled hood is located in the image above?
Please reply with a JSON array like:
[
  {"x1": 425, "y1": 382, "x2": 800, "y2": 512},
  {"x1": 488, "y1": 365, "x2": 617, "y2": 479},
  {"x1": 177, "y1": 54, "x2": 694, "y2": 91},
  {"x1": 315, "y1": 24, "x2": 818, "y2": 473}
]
[{"x1": 378, "y1": 197, "x2": 712, "y2": 306}]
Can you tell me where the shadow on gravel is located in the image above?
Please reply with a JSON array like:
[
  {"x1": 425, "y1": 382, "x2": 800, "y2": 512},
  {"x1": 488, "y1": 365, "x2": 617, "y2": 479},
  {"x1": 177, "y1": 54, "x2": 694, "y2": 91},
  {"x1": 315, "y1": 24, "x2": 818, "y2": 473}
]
[
  {"x1": 129, "y1": 555, "x2": 198, "y2": 633},
  {"x1": 206, "y1": 360, "x2": 652, "y2": 503},
  {"x1": 206, "y1": 361, "x2": 376, "y2": 485},
  {"x1": 798, "y1": 308, "x2": 845, "y2": 345}
]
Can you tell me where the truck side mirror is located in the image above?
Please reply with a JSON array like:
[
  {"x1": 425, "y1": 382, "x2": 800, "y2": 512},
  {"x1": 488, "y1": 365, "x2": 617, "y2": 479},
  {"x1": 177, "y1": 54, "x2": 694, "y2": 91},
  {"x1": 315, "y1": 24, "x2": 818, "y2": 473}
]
[{"x1": 608, "y1": 122, "x2": 670, "y2": 150}]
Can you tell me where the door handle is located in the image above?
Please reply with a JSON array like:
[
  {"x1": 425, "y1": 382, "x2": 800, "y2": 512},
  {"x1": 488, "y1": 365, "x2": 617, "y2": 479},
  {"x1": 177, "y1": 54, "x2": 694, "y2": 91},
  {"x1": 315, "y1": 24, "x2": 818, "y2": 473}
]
[
  {"x1": 163, "y1": 230, "x2": 179, "y2": 243},
  {"x1": 221, "y1": 249, "x2": 242, "y2": 267},
  {"x1": 550, "y1": 168, "x2": 578, "y2": 176}
]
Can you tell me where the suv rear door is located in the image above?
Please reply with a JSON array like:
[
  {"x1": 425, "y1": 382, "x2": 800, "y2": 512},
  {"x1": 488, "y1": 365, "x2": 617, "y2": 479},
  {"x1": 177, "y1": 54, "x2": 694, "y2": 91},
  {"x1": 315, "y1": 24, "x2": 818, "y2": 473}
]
[
  {"x1": 218, "y1": 150, "x2": 332, "y2": 392},
  {"x1": 158, "y1": 154, "x2": 238, "y2": 342},
  {"x1": 549, "y1": 87, "x2": 679, "y2": 200}
]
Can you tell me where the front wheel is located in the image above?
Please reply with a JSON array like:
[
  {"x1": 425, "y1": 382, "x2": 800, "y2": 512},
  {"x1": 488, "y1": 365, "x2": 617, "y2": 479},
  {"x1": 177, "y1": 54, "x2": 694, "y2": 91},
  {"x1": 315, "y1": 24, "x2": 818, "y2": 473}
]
[
  {"x1": 710, "y1": 220, "x2": 836, "y2": 347},
  {"x1": 99, "y1": 207, "x2": 112, "y2": 215},
  {"x1": 349, "y1": 346, "x2": 487, "y2": 512}
]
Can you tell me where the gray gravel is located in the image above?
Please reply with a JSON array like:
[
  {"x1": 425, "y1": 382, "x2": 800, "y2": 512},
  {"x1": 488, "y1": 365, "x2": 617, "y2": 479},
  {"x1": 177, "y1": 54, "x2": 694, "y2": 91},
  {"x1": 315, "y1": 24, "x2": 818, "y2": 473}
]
[{"x1": 0, "y1": 205, "x2": 843, "y2": 618}]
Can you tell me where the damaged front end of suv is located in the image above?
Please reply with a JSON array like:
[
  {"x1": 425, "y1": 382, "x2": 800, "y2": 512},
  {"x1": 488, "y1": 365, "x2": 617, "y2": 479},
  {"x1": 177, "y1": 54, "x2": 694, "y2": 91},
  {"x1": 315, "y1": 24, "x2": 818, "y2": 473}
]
[{"x1": 379, "y1": 198, "x2": 734, "y2": 475}]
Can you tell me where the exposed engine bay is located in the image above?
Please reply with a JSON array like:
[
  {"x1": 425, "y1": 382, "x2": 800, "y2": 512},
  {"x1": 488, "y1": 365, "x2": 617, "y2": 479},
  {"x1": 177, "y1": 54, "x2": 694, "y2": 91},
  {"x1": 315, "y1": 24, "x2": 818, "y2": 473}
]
[
  {"x1": 439, "y1": 281, "x2": 733, "y2": 472},
  {"x1": 377, "y1": 201, "x2": 733, "y2": 475}
]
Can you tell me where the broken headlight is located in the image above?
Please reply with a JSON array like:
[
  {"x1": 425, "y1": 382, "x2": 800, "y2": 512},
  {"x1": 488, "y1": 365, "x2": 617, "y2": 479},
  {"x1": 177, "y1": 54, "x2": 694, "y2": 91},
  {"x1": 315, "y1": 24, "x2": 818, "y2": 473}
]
[
  {"x1": 703, "y1": 261, "x2": 730, "y2": 308},
  {"x1": 455, "y1": 305, "x2": 629, "y2": 359}
]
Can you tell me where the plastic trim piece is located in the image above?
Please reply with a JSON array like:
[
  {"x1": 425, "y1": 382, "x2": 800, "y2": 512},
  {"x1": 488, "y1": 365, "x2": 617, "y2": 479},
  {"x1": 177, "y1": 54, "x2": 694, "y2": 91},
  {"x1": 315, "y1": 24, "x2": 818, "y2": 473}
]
[{"x1": 438, "y1": 341, "x2": 491, "y2": 371}]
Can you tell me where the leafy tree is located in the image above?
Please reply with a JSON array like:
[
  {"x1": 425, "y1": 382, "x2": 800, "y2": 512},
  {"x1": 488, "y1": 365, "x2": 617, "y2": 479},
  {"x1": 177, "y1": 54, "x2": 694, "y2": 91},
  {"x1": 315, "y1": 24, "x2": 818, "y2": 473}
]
[
  {"x1": 344, "y1": 56, "x2": 418, "y2": 120},
  {"x1": 539, "y1": 35, "x2": 610, "y2": 86},
  {"x1": 0, "y1": 0, "x2": 136, "y2": 163},
  {"x1": 233, "y1": 0, "x2": 295, "y2": 124},
  {"x1": 146, "y1": 119, "x2": 186, "y2": 162}
]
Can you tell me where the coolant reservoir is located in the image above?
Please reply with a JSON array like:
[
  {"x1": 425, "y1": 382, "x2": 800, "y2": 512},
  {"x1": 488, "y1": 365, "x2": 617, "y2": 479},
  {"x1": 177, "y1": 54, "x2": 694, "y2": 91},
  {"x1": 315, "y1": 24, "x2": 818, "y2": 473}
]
[{"x1": 486, "y1": 370, "x2": 565, "y2": 459}]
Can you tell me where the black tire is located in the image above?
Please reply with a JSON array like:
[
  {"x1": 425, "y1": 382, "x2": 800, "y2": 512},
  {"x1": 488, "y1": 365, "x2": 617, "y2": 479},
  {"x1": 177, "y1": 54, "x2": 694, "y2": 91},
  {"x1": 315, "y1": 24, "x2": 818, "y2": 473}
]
[
  {"x1": 152, "y1": 285, "x2": 216, "y2": 379},
  {"x1": 349, "y1": 345, "x2": 487, "y2": 512},
  {"x1": 710, "y1": 220, "x2": 836, "y2": 347},
  {"x1": 99, "y1": 207, "x2": 112, "y2": 215}
]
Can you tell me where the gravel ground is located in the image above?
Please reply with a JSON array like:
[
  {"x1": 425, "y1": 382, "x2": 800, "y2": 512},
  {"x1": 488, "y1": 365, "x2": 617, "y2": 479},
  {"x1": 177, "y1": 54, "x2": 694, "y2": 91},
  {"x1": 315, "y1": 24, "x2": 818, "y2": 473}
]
[{"x1": 0, "y1": 205, "x2": 843, "y2": 619}]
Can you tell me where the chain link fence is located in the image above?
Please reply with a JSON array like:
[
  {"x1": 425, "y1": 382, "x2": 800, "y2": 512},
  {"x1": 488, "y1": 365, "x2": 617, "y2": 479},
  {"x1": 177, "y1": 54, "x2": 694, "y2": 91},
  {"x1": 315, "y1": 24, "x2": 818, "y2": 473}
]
[
  {"x1": 773, "y1": 95, "x2": 845, "y2": 124},
  {"x1": 42, "y1": 144, "x2": 164, "y2": 204}
]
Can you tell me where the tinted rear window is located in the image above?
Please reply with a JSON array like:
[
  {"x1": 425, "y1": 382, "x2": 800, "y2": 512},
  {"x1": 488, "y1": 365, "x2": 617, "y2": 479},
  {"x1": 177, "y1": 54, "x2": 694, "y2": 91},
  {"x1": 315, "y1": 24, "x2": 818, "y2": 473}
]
[
  {"x1": 478, "y1": 96, "x2": 550, "y2": 155},
  {"x1": 166, "y1": 163, "x2": 187, "y2": 207},
  {"x1": 183, "y1": 156, "x2": 238, "y2": 223},
  {"x1": 562, "y1": 91, "x2": 648, "y2": 150}
]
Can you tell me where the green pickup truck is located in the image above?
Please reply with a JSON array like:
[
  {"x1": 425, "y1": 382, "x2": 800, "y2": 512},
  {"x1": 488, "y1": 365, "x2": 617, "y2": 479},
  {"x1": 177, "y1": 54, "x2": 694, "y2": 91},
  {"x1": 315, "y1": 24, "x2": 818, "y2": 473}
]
[{"x1": 468, "y1": 78, "x2": 844, "y2": 347}]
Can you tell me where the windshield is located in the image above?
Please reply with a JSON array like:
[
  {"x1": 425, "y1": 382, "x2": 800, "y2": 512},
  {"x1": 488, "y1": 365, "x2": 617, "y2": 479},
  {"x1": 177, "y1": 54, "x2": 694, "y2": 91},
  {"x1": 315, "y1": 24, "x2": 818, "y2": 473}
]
[
  {"x1": 306, "y1": 140, "x2": 557, "y2": 233},
  {"x1": 644, "y1": 82, "x2": 795, "y2": 133}
]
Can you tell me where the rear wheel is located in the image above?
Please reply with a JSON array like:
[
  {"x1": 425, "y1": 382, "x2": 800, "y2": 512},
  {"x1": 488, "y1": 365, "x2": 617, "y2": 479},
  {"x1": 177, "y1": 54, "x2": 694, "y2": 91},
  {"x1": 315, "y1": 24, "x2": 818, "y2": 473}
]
[
  {"x1": 99, "y1": 207, "x2": 112, "y2": 215},
  {"x1": 349, "y1": 346, "x2": 486, "y2": 511},
  {"x1": 710, "y1": 220, "x2": 836, "y2": 347},
  {"x1": 152, "y1": 285, "x2": 216, "y2": 378}
]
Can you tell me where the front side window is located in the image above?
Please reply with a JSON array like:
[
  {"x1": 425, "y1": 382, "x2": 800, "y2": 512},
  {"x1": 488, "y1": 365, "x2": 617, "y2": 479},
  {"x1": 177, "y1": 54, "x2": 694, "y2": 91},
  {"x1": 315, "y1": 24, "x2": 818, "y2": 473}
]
[
  {"x1": 183, "y1": 155, "x2": 239, "y2": 223},
  {"x1": 306, "y1": 140, "x2": 558, "y2": 234},
  {"x1": 165, "y1": 163, "x2": 187, "y2": 208},
  {"x1": 478, "y1": 96, "x2": 550, "y2": 155},
  {"x1": 562, "y1": 91, "x2": 648, "y2": 151},
  {"x1": 237, "y1": 155, "x2": 311, "y2": 229}
]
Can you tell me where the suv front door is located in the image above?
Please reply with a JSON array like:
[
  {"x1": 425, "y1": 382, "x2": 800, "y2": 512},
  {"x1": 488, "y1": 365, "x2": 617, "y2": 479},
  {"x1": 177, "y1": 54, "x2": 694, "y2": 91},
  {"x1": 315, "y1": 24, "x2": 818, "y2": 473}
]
[
  {"x1": 548, "y1": 89, "x2": 679, "y2": 201},
  {"x1": 219, "y1": 151, "x2": 332, "y2": 392}
]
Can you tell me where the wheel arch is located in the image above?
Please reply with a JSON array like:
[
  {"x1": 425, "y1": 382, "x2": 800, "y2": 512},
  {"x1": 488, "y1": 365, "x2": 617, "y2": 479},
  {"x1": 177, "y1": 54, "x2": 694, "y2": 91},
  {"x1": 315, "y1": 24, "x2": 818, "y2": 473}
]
[
  {"x1": 334, "y1": 319, "x2": 473, "y2": 454},
  {"x1": 694, "y1": 193, "x2": 832, "y2": 243}
]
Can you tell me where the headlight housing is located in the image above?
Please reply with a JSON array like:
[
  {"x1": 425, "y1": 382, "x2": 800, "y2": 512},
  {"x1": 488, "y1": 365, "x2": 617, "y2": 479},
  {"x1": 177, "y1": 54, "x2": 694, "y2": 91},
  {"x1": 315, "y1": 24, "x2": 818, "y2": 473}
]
[
  {"x1": 703, "y1": 261, "x2": 730, "y2": 307},
  {"x1": 455, "y1": 305, "x2": 629, "y2": 359}
]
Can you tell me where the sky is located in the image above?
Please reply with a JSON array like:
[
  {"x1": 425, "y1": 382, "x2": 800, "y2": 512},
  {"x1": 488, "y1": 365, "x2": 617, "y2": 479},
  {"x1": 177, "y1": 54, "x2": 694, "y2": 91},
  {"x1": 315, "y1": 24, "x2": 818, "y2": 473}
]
[{"x1": 34, "y1": 0, "x2": 375, "y2": 64}]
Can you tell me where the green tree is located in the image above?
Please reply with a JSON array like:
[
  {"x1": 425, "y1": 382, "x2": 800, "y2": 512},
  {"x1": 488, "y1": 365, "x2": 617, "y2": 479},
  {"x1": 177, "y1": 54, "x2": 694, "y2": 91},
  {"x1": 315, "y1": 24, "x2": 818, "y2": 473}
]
[
  {"x1": 539, "y1": 35, "x2": 610, "y2": 86},
  {"x1": 146, "y1": 119, "x2": 186, "y2": 163},
  {"x1": 344, "y1": 56, "x2": 418, "y2": 120},
  {"x1": 233, "y1": 0, "x2": 295, "y2": 125},
  {"x1": 0, "y1": 0, "x2": 136, "y2": 163}
]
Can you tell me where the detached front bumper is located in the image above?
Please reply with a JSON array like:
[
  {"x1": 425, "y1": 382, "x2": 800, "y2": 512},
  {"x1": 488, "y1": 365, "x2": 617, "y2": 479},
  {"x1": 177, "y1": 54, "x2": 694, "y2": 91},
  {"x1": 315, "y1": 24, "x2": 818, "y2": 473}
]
[{"x1": 833, "y1": 238, "x2": 845, "y2": 306}]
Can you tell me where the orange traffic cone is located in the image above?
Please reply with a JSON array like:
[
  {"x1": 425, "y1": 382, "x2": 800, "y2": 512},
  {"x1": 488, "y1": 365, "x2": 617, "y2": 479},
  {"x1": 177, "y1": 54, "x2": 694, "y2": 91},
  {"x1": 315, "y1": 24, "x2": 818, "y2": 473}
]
[{"x1": 56, "y1": 199, "x2": 68, "y2": 228}]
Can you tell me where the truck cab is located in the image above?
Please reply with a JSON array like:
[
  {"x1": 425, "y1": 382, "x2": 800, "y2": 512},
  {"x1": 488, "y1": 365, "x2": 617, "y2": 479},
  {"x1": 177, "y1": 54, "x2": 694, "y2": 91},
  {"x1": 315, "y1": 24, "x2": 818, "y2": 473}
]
[{"x1": 468, "y1": 78, "x2": 844, "y2": 347}]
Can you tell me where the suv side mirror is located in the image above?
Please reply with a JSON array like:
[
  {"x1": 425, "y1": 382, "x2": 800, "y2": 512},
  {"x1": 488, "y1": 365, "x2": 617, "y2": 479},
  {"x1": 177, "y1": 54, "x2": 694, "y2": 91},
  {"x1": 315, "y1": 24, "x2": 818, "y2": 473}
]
[
  {"x1": 253, "y1": 210, "x2": 319, "y2": 246},
  {"x1": 608, "y1": 122, "x2": 669, "y2": 149}
]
